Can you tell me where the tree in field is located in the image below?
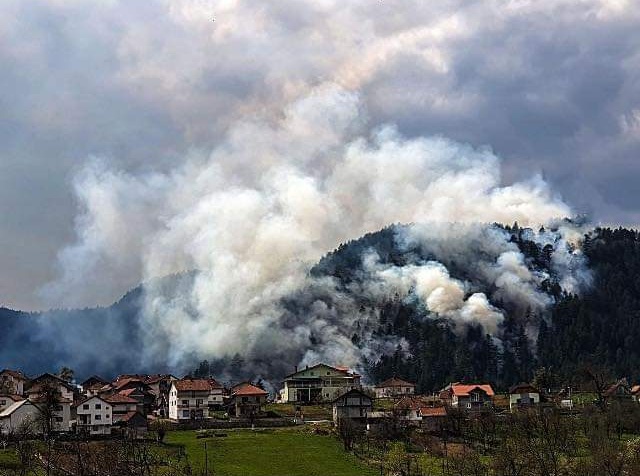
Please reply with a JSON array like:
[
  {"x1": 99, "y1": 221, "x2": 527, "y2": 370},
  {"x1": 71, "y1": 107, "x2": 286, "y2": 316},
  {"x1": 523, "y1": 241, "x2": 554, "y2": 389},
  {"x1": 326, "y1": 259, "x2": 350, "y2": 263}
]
[{"x1": 336, "y1": 417, "x2": 358, "y2": 451}]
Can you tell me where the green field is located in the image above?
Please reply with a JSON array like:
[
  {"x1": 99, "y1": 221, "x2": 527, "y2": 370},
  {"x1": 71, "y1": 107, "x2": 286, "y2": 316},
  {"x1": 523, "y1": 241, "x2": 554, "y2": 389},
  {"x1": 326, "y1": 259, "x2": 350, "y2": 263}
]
[
  {"x1": 165, "y1": 428, "x2": 376, "y2": 476},
  {"x1": 264, "y1": 403, "x2": 332, "y2": 420},
  {"x1": 0, "y1": 449, "x2": 20, "y2": 471}
]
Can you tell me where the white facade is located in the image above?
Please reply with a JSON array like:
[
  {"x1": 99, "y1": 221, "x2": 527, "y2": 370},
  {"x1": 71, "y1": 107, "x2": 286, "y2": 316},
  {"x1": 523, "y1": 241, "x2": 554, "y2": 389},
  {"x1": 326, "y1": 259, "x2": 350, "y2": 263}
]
[
  {"x1": 509, "y1": 391, "x2": 540, "y2": 411},
  {"x1": 0, "y1": 400, "x2": 39, "y2": 435},
  {"x1": 76, "y1": 396, "x2": 112, "y2": 435},
  {"x1": 168, "y1": 381, "x2": 222, "y2": 421}
]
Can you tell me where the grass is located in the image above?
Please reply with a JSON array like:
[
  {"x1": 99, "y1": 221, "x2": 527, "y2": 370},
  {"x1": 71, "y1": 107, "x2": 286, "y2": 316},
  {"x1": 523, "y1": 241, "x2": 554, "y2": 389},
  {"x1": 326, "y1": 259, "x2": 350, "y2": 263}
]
[
  {"x1": 165, "y1": 427, "x2": 377, "y2": 476},
  {"x1": 263, "y1": 403, "x2": 332, "y2": 420},
  {"x1": 0, "y1": 449, "x2": 20, "y2": 470}
]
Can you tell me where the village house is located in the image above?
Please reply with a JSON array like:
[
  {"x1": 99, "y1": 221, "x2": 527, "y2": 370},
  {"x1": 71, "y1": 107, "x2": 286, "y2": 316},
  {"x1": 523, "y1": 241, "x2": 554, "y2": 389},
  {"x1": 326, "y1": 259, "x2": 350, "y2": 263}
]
[
  {"x1": 0, "y1": 394, "x2": 24, "y2": 413},
  {"x1": 81, "y1": 376, "x2": 109, "y2": 397},
  {"x1": 27, "y1": 373, "x2": 76, "y2": 403},
  {"x1": 440, "y1": 383, "x2": 495, "y2": 411},
  {"x1": 509, "y1": 383, "x2": 541, "y2": 411},
  {"x1": 280, "y1": 364, "x2": 361, "y2": 403},
  {"x1": 604, "y1": 378, "x2": 635, "y2": 403},
  {"x1": 75, "y1": 396, "x2": 112, "y2": 436},
  {"x1": 0, "y1": 399, "x2": 40, "y2": 435},
  {"x1": 332, "y1": 388, "x2": 373, "y2": 424},
  {"x1": 168, "y1": 378, "x2": 223, "y2": 421},
  {"x1": 104, "y1": 393, "x2": 142, "y2": 416},
  {"x1": 419, "y1": 406, "x2": 448, "y2": 432},
  {"x1": 112, "y1": 411, "x2": 147, "y2": 436},
  {"x1": 228, "y1": 383, "x2": 268, "y2": 418},
  {"x1": 374, "y1": 377, "x2": 416, "y2": 398},
  {"x1": 0, "y1": 369, "x2": 28, "y2": 395},
  {"x1": 143, "y1": 374, "x2": 178, "y2": 417},
  {"x1": 394, "y1": 396, "x2": 428, "y2": 423}
]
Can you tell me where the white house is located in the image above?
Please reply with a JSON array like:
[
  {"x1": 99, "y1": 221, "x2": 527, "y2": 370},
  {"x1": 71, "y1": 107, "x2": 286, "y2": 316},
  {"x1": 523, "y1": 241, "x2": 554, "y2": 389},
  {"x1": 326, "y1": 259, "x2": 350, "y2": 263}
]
[
  {"x1": 0, "y1": 400, "x2": 40, "y2": 435},
  {"x1": 280, "y1": 364, "x2": 362, "y2": 403},
  {"x1": 75, "y1": 396, "x2": 112, "y2": 435},
  {"x1": 168, "y1": 378, "x2": 224, "y2": 421},
  {"x1": 374, "y1": 378, "x2": 416, "y2": 398},
  {"x1": 509, "y1": 384, "x2": 541, "y2": 411}
]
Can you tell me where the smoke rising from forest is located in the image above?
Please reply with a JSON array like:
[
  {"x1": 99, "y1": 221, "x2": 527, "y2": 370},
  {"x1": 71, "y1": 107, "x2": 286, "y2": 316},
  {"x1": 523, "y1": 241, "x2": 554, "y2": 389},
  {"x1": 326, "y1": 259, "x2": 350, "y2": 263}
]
[{"x1": 29, "y1": 84, "x2": 591, "y2": 382}]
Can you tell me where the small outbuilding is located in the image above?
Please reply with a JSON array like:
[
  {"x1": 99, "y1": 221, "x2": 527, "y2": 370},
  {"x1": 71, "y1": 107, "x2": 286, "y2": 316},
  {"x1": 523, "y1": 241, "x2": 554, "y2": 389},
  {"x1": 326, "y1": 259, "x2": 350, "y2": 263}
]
[{"x1": 332, "y1": 388, "x2": 372, "y2": 424}]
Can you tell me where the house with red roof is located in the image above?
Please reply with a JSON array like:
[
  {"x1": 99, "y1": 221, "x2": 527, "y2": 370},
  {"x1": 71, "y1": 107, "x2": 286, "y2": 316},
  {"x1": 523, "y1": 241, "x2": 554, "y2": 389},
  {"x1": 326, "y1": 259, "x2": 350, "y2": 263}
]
[
  {"x1": 374, "y1": 377, "x2": 416, "y2": 398},
  {"x1": 227, "y1": 382, "x2": 268, "y2": 418},
  {"x1": 279, "y1": 363, "x2": 361, "y2": 403},
  {"x1": 440, "y1": 382, "x2": 495, "y2": 411},
  {"x1": 168, "y1": 378, "x2": 225, "y2": 421}
]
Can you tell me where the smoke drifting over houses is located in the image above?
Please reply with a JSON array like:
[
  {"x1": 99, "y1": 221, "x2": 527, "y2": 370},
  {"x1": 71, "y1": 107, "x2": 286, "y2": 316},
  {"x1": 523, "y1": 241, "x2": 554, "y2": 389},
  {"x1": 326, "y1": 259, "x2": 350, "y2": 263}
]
[{"x1": 19, "y1": 85, "x2": 589, "y2": 382}]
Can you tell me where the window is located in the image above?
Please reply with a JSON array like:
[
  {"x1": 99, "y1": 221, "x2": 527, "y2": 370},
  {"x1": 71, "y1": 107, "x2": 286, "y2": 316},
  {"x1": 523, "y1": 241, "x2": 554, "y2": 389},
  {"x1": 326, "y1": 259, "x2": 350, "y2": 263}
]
[
  {"x1": 196, "y1": 399, "x2": 203, "y2": 407},
  {"x1": 182, "y1": 400, "x2": 189, "y2": 406},
  {"x1": 95, "y1": 415, "x2": 101, "y2": 420},
  {"x1": 0, "y1": 400, "x2": 5, "y2": 406},
  {"x1": 182, "y1": 410, "x2": 189, "y2": 417},
  {"x1": 83, "y1": 404, "x2": 89, "y2": 410},
  {"x1": 55, "y1": 417, "x2": 63, "y2": 422},
  {"x1": 95, "y1": 404, "x2": 101, "y2": 409}
]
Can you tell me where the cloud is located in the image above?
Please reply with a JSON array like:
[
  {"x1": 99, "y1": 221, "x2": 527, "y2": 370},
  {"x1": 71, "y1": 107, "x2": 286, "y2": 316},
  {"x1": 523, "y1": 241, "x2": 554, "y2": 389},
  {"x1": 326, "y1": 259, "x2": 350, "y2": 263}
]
[{"x1": 0, "y1": 0, "x2": 639, "y2": 309}]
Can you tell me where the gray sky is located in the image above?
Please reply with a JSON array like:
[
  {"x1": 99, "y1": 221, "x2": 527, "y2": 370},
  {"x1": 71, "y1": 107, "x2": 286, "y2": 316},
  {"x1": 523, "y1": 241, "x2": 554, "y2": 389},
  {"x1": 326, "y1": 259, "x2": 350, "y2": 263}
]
[{"x1": 1, "y1": 0, "x2": 639, "y2": 311}]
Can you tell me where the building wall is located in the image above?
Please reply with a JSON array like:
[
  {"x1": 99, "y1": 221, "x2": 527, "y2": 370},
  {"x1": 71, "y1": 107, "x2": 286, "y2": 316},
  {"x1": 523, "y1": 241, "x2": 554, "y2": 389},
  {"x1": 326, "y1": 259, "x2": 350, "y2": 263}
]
[
  {"x1": 169, "y1": 386, "x2": 213, "y2": 420},
  {"x1": 509, "y1": 392, "x2": 540, "y2": 410},
  {"x1": 76, "y1": 397, "x2": 111, "y2": 435},
  {"x1": 374, "y1": 386, "x2": 415, "y2": 398},
  {"x1": 0, "y1": 403, "x2": 39, "y2": 435}
]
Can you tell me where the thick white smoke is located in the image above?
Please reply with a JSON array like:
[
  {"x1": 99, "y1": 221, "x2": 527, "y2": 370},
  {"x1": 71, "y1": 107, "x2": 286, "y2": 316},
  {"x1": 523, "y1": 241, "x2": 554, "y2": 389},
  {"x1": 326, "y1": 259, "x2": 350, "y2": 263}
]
[{"x1": 44, "y1": 83, "x2": 583, "y2": 376}]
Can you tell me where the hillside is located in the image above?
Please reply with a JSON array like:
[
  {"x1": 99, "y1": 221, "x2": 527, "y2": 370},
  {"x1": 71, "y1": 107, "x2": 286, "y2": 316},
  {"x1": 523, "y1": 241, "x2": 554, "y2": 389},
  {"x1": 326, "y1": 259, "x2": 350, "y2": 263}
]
[{"x1": 2, "y1": 225, "x2": 640, "y2": 390}]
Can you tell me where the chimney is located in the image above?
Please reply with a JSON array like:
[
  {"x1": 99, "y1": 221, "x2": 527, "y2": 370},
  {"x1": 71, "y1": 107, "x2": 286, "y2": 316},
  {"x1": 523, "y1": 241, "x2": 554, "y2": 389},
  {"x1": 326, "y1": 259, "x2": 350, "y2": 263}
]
[{"x1": 294, "y1": 365, "x2": 298, "y2": 373}]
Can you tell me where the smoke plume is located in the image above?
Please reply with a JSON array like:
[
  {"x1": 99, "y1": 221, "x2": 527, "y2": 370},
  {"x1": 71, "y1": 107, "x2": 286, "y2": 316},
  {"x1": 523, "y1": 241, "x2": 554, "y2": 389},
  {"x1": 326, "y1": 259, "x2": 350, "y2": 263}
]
[{"x1": 28, "y1": 83, "x2": 592, "y2": 382}]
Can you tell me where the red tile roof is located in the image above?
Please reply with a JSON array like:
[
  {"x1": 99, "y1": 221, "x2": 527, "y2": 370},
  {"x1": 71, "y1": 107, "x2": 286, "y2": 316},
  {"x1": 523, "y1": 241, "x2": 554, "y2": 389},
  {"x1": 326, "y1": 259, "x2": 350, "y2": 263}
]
[
  {"x1": 1, "y1": 369, "x2": 27, "y2": 380},
  {"x1": 420, "y1": 406, "x2": 447, "y2": 417},
  {"x1": 174, "y1": 379, "x2": 214, "y2": 392},
  {"x1": 118, "y1": 388, "x2": 142, "y2": 397},
  {"x1": 451, "y1": 384, "x2": 495, "y2": 397},
  {"x1": 395, "y1": 396, "x2": 430, "y2": 410},
  {"x1": 105, "y1": 393, "x2": 139, "y2": 404},
  {"x1": 231, "y1": 383, "x2": 268, "y2": 397},
  {"x1": 376, "y1": 377, "x2": 415, "y2": 388}
]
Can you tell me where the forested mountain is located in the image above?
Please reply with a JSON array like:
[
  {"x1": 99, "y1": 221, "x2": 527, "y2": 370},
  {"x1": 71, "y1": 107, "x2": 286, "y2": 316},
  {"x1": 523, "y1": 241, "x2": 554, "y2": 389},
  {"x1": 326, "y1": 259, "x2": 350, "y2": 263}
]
[
  {"x1": 2, "y1": 225, "x2": 640, "y2": 391},
  {"x1": 312, "y1": 225, "x2": 640, "y2": 391}
]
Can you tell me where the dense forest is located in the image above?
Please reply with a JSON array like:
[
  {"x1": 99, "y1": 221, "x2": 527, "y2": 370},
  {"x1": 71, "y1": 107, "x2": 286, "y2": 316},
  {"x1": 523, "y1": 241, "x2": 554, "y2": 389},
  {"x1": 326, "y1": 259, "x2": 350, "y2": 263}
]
[{"x1": 313, "y1": 225, "x2": 640, "y2": 392}]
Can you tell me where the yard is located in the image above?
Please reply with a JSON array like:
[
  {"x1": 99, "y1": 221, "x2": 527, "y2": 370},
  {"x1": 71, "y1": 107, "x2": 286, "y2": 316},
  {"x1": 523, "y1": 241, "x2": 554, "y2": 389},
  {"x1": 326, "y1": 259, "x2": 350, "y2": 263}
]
[{"x1": 165, "y1": 427, "x2": 377, "y2": 476}]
